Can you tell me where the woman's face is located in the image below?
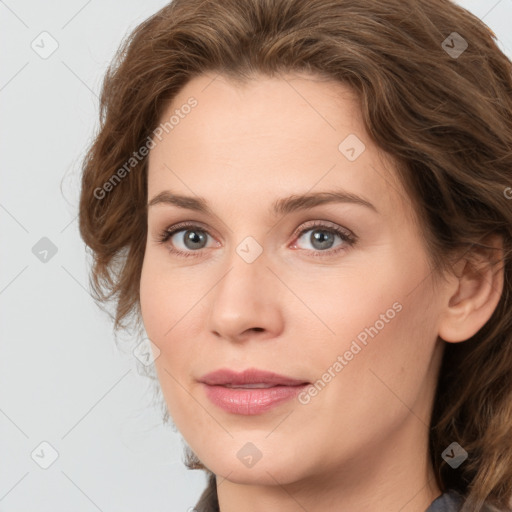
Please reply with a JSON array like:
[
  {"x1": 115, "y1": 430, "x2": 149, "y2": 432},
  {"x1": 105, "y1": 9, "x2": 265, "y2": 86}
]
[{"x1": 140, "y1": 72, "x2": 447, "y2": 488}]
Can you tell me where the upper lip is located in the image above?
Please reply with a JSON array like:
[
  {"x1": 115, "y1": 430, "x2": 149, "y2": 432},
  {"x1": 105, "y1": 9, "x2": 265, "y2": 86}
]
[{"x1": 199, "y1": 368, "x2": 309, "y2": 386}]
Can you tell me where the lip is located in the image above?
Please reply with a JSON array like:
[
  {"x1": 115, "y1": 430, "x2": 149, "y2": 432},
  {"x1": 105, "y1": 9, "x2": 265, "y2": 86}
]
[
  {"x1": 199, "y1": 368, "x2": 309, "y2": 386},
  {"x1": 199, "y1": 368, "x2": 310, "y2": 415}
]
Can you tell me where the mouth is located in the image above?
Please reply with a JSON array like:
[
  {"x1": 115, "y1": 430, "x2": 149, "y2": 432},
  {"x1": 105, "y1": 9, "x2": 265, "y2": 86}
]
[
  {"x1": 198, "y1": 368, "x2": 310, "y2": 415},
  {"x1": 222, "y1": 383, "x2": 291, "y2": 388},
  {"x1": 198, "y1": 367, "x2": 310, "y2": 387}
]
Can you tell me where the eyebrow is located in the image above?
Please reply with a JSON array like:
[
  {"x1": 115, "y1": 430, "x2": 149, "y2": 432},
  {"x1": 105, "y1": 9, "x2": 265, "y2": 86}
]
[{"x1": 147, "y1": 188, "x2": 378, "y2": 216}]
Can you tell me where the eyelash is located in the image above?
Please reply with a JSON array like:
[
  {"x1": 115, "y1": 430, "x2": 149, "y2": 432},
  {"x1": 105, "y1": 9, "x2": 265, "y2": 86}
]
[{"x1": 157, "y1": 221, "x2": 357, "y2": 259}]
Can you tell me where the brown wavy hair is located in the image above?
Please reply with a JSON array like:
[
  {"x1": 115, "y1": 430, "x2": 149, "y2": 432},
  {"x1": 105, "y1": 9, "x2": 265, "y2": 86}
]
[{"x1": 78, "y1": 0, "x2": 512, "y2": 510}]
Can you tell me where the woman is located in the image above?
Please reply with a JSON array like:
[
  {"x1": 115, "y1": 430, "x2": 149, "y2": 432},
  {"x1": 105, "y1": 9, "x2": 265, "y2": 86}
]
[{"x1": 78, "y1": 0, "x2": 512, "y2": 510}]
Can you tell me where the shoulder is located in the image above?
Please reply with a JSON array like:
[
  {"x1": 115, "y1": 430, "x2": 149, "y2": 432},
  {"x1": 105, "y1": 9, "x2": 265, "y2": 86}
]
[{"x1": 427, "y1": 490, "x2": 465, "y2": 511}]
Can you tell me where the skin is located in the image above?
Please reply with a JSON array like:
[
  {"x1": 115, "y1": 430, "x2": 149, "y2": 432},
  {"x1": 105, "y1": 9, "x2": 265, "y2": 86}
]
[{"x1": 139, "y1": 72, "x2": 504, "y2": 512}]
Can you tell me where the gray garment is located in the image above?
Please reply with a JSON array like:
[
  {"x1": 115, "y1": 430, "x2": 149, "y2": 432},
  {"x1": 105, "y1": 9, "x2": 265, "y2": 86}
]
[
  {"x1": 425, "y1": 489, "x2": 506, "y2": 512},
  {"x1": 193, "y1": 482, "x2": 506, "y2": 512},
  {"x1": 426, "y1": 490, "x2": 465, "y2": 511}
]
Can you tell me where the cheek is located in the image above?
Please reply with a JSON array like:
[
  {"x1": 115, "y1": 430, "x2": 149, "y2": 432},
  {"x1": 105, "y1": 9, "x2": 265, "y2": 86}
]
[
  {"x1": 139, "y1": 251, "x2": 190, "y2": 340},
  {"x1": 139, "y1": 266, "x2": 167, "y2": 341},
  {"x1": 315, "y1": 275, "x2": 439, "y2": 424},
  {"x1": 139, "y1": 258, "x2": 199, "y2": 423},
  {"x1": 300, "y1": 255, "x2": 439, "y2": 396},
  {"x1": 290, "y1": 264, "x2": 400, "y2": 347},
  {"x1": 139, "y1": 254, "x2": 208, "y2": 377}
]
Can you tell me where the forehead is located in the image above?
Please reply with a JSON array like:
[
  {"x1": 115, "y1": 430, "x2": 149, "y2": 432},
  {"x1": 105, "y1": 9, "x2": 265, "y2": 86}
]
[{"x1": 147, "y1": 72, "x2": 412, "y2": 219}]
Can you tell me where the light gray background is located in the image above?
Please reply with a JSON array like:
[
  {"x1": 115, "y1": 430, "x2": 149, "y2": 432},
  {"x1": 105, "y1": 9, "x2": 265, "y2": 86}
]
[{"x1": 1, "y1": 1, "x2": 511, "y2": 511}]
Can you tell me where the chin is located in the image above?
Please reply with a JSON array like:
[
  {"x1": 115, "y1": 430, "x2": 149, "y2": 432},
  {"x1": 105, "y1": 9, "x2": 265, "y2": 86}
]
[{"x1": 197, "y1": 445, "x2": 309, "y2": 486}]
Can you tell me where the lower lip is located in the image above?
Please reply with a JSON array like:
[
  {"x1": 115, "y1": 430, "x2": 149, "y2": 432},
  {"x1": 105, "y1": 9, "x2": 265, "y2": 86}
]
[{"x1": 201, "y1": 383, "x2": 309, "y2": 415}]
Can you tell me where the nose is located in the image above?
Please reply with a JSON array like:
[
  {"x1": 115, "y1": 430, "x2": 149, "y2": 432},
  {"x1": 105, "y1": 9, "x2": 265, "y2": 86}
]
[{"x1": 206, "y1": 243, "x2": 284, "y2": 343}]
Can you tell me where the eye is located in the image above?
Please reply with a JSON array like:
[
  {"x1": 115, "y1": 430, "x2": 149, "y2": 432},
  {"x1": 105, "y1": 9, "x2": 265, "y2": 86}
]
[
  {"x1": 157, "y1": 222, "x2": 215, "y2": 258},
  {"x1": 291, "y1": 221, "x2": 356, "y2": 257}
]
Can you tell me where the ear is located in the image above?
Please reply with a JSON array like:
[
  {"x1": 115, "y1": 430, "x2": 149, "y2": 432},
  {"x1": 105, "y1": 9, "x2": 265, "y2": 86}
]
[{"x1": 438, "y1": 234, "x2": 505, "y2": 343}]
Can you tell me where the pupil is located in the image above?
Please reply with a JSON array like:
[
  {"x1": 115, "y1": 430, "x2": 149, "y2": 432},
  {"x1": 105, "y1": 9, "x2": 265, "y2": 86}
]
[
  {"x1": 186, "y1": 230, "x2": 205, "y2": 249},
  {"x1": 312, "y1": 230, "x2": 333, "y2": 249}
]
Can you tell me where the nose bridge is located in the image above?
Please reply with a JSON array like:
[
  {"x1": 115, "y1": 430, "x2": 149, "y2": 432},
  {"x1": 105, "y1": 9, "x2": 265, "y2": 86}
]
[
  {"x1": 206, "y1": 234, "x2": 282, "y2": 339},
  {"x1": 215, "y1": 234, "x2": 269, "y2": 309}
]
